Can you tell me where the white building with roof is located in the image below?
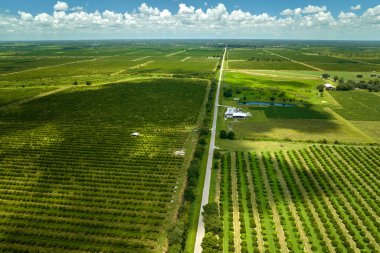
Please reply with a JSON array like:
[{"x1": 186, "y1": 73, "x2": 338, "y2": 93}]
[
  {"x1": 225, "y1": 107, "x2": 247, "y2": 119},
  {"x1": 324, "y1": 83, "x2": 335, "y2": 90}
]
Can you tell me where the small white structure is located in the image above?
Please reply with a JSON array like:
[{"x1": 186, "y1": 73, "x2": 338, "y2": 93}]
[
  {"x1": 175, "y1": 150, "x2": 185, "y2": 156},
  {"x1": 131, "y1": 132, "x2": 140, "y2": 137},
  {"x1": 233, "y1": 97, "x2": 240, "y2": 101},
  {"x1": 324, "y1": 83, "x2": 335, "y2": 90},
  {"x1": 225, "y1": 107, "x2": 247, "y2": 119}
]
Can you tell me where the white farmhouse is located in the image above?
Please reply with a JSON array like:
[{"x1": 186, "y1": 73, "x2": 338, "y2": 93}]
[
  {"x1": 324, "y1": 83, "x2": 335, "y2": 90},
  {"x1": 225, "y1": 107, "x2": 247, "y2": 119}
]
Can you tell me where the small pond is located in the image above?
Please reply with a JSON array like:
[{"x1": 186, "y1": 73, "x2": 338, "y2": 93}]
[{"x1": 239, "y1": 101, "x2": 295, "y2": 107}]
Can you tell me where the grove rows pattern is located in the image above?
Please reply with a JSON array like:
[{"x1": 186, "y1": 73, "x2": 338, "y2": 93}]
[{"x1": 219, "y1": 146, "x2": 380, "y2": 253}]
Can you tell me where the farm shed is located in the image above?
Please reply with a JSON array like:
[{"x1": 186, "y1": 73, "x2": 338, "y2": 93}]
[
  {"x1": 225, "y1": 107, "x2": 247, "y2": 119},
  {"x1": 324, "y1": 83, "x2": 335, "y2": 90}
]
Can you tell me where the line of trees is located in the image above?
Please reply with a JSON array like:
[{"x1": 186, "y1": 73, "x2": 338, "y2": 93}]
[
  {"x1": 321, "y1": 73, "x2": 380, "y2": 92},
  {"x1": 336, "y1": 78, "x2": 380, "y2": 91},
  {"x1": 201, "y1": 202, "x2": 223, "y2": 253},
  {"x1": 167, "y1": 79, "x2": 216, "y2": 253}
]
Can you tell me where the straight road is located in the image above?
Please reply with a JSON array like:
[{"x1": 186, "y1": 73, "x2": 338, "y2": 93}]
[{"x1": 194, "y1": 46, "x2": 227, "y2": 253}]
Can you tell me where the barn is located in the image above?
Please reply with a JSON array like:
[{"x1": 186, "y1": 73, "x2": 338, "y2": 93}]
[{"x1": 225, "y1": 107, "x2": 247, "y2": 119}]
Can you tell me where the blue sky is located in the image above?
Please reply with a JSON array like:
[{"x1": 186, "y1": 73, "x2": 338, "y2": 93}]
[
  {"x1": 0, "y1": 1, "x2": 379, "y2": 40},
  {"x1": 1, "y1": 0, "x2": 379, "y2": 16}
]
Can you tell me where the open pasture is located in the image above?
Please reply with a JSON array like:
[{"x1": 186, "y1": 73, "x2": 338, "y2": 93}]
[
  {"x1": 223, "y1": 71, "x2": 321, "y2": 104},
  {"x1": 217, "y1": 147, "x2": 380, "y2": 252},
  {"x1": 226, "y1": 117, "x2": 370, "y2": 143},
  {"x1": 0, "y1": 78, "x2": 208, "y2": 252}
]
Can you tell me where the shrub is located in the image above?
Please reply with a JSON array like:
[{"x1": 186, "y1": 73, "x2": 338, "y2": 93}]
[
  {"x1": 322, "y1": 73, "x2": 330, "y2": 79},
  {"x1": 213, "y1": 151, "x2": 221, "y2": 159},
  {"x1": 86, "y1": 81, "x2": 92, "y2": 86},
  {"x1": 220, "y1": 130, "x2": 228, "y2": 139},
  {"x1": 223, "y1": 88, "x2": 233, "y2": 98},
  {"x1": 198, "y1": 137, "x2": 207, "y2": 146},
  {"x1": 184, "y1": 187, "x2": 195, "y2": 201},
  {"x1": 227, "y1": 131, "x2": 236, "y2": 140},
  {"x1": 199, "y1": 126, "x2": 210, "y2": 137}
]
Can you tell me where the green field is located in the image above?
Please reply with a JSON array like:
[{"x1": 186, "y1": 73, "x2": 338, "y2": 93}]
[
  {"x1": 0, "y1": 43, "x2": 221, "y2": 87},
  {"x1": 0, "y1": 87, "x2": 58, "y2": 106},
  {"x1": 267, "y1": 48, "x2": 380, "y2": 72},
  {"x1": 0, "y1": 78, "x2": 208, "y2": 252},
  {"x1": 1, "y1": 40, "x2": 380, "y2": 253},
  {"x1": 215, "y1": 147, "x2": 380, "y2": 252},
  {"x1": 227, "y1": 46, "x2": 380, "y2": 72},
  {"x1": 330, "y1": 90, "x2": 380, "y2": 121},
  {"x1": 223, "y1": 71, "x2": 321, "y2": 105}
]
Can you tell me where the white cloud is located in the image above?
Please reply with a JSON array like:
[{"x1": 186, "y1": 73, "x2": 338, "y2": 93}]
[
  {"x1": 351, "y1": 5, "x2": 361, "y2": 11},
  {"x1": 302, "y1": 5, "x2": 327, "y2": 14},
  {"x1": 338, "y1": 11, "x2": 358, "y2": 25},
  {"x1": 71, "y1": 6, "x2": 84, "y2": 12},
  {"x1": 361, "y1": 5, "x2": 380, "y2": 25},
  {"x1": 178, "y1": 3, "x2": 195, "y2": 15},
  {"x1": 0, "y1": 3, "x2": 379, "y2": 40},
  {"x1": 281, "y1": 5, "x2": 327, "y2": 15},
  {"x1": 18, "y1": 11, "x2": 33, "y2": 21},
  {"x1": 54, "y1": 1, "x2": 69, "y2": 12},
  {"x1": 139, "y1": 3, "x2": 160, "y2": 16}
]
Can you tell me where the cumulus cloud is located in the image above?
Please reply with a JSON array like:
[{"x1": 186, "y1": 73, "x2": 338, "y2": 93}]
[
  {"x1": 71, "y1": 6, "x2": 84, "y2": 12},
  {"x1": 0, "y1": 3, "x2": 379, "y2": 40},
  {"x1": 338, "y1": 12, "x2": 358, "y2": 25},
  {"x1": 351, "y1": 5, "x2": 361, "y2": 11},
  {"x1": 302, "y1": 5, "x2": 327, "y2": 14},
  {"x1": 54, "y1": 1, "x2": 69, "y2": 12},
  {"x1": 281, "y1": 5, "x2": 327, "y2": 16}
]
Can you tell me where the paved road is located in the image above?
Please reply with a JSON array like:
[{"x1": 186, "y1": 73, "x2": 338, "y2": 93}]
[{"x1": 194, "y1": 46, "x2": 227, "y2": 253}]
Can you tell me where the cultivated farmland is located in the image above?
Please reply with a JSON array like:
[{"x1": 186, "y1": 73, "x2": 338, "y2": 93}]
[
  {"x1": 0, "y1": 78, "x2": 208, "y2": 252},
  {"x1": 216, "y1": 146, "x2": 380, "y2": 252},
  {"x1": 1, "y1": 40, "x2": 380, "y2": 253},
  {"x1": 330, "y1": 90, "x2": 380, "y2": 121}
]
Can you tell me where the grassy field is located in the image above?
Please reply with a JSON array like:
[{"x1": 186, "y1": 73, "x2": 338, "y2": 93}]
[
  {"x1": 0, "y1": 78, "x2": 208, "y2": 252},
  {"x1": 223, "y1": 71, "x2": 322, "y2": 105},
  {"x1": 217, "y1": 147, "x2": 380, "y2": 252}
]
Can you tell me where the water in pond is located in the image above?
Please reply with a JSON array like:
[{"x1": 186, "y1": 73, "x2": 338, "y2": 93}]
[{"x1": 239, "y1": 101, "x2": 295, "y2": 107}]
